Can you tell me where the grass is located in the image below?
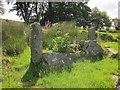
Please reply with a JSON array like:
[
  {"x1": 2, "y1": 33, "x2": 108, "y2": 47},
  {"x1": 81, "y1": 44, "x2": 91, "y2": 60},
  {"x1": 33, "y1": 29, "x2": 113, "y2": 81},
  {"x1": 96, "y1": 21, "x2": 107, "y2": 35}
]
[
  {"x1": 2, "y1": 20, "x2": 30, "y2": 56},
  {"x1": 99, "y1": 41, "x2": 118, "y2": 51},
  {"x1": 97, "y1": 31, "x2": 118, "y2": 40},
  {"x1": 2, "y1": 47, "x2": 118, "y2": 88},
  {"x1": 2, "y1": 20, "x2": 119, "y2": 88},
  {"x1": 2, "y1": 47, "x2": 31, "y2": 88},
  {"x1": 36, "y1": 58, "x2": 118, "y2": 88}
]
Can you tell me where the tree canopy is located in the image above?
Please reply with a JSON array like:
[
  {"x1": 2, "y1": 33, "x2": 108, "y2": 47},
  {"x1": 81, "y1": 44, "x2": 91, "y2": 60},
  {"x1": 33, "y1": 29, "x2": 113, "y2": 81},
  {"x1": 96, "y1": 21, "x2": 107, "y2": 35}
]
[
  {"x1": 9, "y1": 1, "x2": 112, "y2": 30},
  {"x1": 112, "y1": 18, "x2": 120, "y2": 30},
  {"x1": 90, "y1": 7, "x2": 111, "y2": 30},
  {"x1": 9, "y1": 1, "x2": 91, "y2": 25}
]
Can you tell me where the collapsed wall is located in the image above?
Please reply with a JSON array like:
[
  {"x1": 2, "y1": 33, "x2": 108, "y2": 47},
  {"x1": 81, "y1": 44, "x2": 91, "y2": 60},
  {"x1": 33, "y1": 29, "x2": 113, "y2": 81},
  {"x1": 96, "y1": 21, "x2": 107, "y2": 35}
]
[{"x1": 30, "y1": 22, "x2": 103, "y2": 67}]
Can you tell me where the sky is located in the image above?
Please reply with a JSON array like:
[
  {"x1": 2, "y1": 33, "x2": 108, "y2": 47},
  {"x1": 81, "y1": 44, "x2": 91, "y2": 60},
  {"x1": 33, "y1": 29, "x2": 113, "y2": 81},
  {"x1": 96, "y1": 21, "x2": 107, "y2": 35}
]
[{"x1": 1, "y1": 0, "x2": 120, "y2": 22}]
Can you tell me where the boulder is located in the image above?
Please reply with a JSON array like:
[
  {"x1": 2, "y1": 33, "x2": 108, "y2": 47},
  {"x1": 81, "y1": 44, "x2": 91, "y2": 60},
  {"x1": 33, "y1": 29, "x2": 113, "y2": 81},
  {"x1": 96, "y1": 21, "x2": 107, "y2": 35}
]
[{"x1": 80, "y1": 40, "x2": 103, "y2": 60}]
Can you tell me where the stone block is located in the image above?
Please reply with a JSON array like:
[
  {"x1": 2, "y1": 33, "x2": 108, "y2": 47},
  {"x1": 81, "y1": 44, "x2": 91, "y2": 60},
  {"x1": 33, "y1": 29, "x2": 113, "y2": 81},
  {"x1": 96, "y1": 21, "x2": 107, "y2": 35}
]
[
  {"x1": 105, "y1": 48, "x2": 118, "y2": 58},
  {"x1": 42, "y1": 53, "x2": 78, "y2": 68}
]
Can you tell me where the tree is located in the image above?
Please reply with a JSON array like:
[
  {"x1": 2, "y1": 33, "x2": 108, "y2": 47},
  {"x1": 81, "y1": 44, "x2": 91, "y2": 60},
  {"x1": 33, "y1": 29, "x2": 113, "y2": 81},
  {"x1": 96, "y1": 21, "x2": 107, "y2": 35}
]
[
  {"x1": 90, "y1": 7, "x2": 111, "y2": 30},
  {"x1": 112, "y1": 18, "x2": 120, "y2": 30},
  {"x1": 64, "y1": 2, "x2": 91, "y2": 29},
  {"x1": 9, "y1": 1, "x2": 91, "y2": 25},
  {"x1": 9, "y1": 2, "x2": 45, "y2": 24},
  {"x1": 42, "y1": 2, "x2": 89, "y2": 23},
  {"x1": 0, "y1": 0, "x2": 4, "y2": 15}
]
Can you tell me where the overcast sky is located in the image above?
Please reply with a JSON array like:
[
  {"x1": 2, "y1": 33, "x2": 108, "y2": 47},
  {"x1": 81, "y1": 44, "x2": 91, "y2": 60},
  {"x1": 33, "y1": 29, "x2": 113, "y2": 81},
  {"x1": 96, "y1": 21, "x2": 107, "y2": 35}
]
[{"x1": 1, "y1": 0, "x2": 120, "y2": 22}]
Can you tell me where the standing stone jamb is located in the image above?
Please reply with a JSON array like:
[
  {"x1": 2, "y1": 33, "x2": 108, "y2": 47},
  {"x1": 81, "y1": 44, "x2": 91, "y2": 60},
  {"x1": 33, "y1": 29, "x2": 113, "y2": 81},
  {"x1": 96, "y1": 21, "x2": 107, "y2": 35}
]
[
  {"x1": 88, "y1": 27, "x2": 97, "y2": 41},
  {"x1": 30, "y1": 22, "x2": 43, "y2": 64}
]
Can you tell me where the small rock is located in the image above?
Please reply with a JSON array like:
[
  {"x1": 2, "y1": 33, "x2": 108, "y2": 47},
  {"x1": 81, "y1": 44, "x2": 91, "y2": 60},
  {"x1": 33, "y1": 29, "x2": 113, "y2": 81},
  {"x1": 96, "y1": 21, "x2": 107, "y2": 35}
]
[{"x1": 105, "y1": 48, "x2": 118, "y2": 58}]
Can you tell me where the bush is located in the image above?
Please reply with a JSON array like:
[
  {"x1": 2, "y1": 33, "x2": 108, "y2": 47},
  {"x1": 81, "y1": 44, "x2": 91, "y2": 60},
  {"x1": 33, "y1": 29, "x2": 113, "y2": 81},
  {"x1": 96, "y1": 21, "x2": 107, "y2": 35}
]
[
  {"x1": 52, "y1": 33, "x2": 70, "y2": 53},
  {"x1": 108, "y1": 29, "x2": 118, "y2": 33},
  {"x1": 2, "y1": 20, "x2": 30, "y2": 56},
  {"x1": 76, "y1": 31, "x2": 88, "y2": 42},
  {"x1": 42, "y1": 21, "x2": 83, "y2": 50},
  {"x1": 98, "y1": 29, "x2": 106, "y2": 32},
  {"x1": 99, "y1": 33, "x2": 118, "y2": 42},
  {"x1": 42, "y1": 27, "x2": 58, "y2": 50}
]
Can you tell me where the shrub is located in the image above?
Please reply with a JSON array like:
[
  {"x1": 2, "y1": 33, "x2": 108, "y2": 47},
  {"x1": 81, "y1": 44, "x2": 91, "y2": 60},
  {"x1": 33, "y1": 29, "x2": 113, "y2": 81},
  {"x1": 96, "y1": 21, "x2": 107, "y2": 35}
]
[
  {"x1": 2, "y1": 20, "x2": 30, "y2": 56},
  {"x1": 42, "y1": 21, "x2": 79, "y2": 50},
  {"x1": 98, "y1": 29, "x2": 106, "y2": 32},
  {"x1": 108, "y1": 29, "x2": 118, "y2": 33},
  {"x1": 99, "y1": 33, "x2": 118, "y2": 42},
  {"x1": 76, "y1": 31, "x2": 88, "y2": 42},
  {"x1": 42, "y1": 27, "x2": 58, "y2": 50},
  {"x1": 52, "y1": 33, "x2": 70, "y2": 53}
]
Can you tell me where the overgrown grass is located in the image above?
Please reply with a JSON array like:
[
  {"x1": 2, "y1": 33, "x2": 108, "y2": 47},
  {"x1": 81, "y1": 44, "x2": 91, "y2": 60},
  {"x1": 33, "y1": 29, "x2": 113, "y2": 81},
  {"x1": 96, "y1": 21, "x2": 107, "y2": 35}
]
[
  {"x1": 2, "y1": 47, "x2": 118, "y2": 88},
  {"x1": 36, "y1": 58, "x2": 118, "y2": 88},
  {"x1": 2, "y1": 20, "x2": 30, "y2": 56},
  {"x1": 97, "y1": 31, "x2": 118, "y2": 41},
  {"x1": 2, "y1": 47, "x2": 31, "y2": 88}
]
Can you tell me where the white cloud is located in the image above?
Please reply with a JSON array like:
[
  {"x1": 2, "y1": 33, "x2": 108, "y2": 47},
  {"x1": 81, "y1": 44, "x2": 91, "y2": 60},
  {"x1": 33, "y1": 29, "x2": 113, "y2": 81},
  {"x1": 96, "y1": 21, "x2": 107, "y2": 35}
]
[{"x1": 87, "y1": 0, "x2": 119, "y2": 18}]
